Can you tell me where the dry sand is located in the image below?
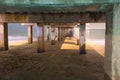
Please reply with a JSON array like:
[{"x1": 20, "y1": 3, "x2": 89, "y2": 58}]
[{"x1": 0, "y1": 37, "x2": 104, "y2": 80}]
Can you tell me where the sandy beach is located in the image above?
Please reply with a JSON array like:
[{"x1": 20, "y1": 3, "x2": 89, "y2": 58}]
[{"x1": 0, "y1": 37, "x2": 104, "y2": 80}]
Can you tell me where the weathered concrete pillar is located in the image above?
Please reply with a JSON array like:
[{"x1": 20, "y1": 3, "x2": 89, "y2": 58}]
[
  {"x1": 64, "y1": 28, "x2": 66, "y2": 37},
  {"x1": 104, "y1": 6, "x2": 113, "y2": 80},
  {"x1": 79, "y1": 23, "x2": 86, "y2": 54},
  {"x1": 44, "y1": 26, "x2": 48, "y2": 41},
  {"x1": 50, "y1": 27, "x2": 56, "y2": 45},
  {"x1": 0, "y1": 23, "x2": 8, "y2": 51},
  {"x1": 77, "y1": 39, "x2": 80, "y2": 45},
  {"x1": 77, "y1": 26, "x2": 80, "y2": 45},
  {"x1": 28, "y1": 25, "x2": 33, "y2": 44},
  {"x1": 37, "y1": 24, "x2": 44, "y2": 53},
  {"x1": 61, "y1": 28, "x2": 64, "y2": 40},
  {"x1": 63, "y1": 28, "x2": 65, "y2": 38},
  {"x1": 65, "y1": 28, "x2": 68, "y2": 37},
  {"x1": 58, "y1": 27, "x2": 61, "y2": 41},
  {"x1": 63, "y1": 28, "x2": 65, "y2": 39},
  {"x1": 105, "y1": 4, "x2": 120, "y2": 80},
  {"x1": 61, "y1": 27, "x2": 62, "y2": 40},
  {"x1": 64, "y1": 28, "x2": 66, "y2": 38},
  {"x1": 47, "y1": 27, "x2": 50, "y2": 41},
  {"x1": 104, "y1": 72, "x2": 112, "y2": 80}
]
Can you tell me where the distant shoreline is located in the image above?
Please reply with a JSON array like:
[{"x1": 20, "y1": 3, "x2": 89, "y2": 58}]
[{"x1": 8, "y1": 36, "x2": 36, "y2": 42}]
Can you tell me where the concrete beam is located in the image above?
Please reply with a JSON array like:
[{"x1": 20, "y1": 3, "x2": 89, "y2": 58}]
[
  {"x1": 0, "y1": 13, "x2": 106, "y2": 23},
  {"x1": 28, "y1": 25, "x2": 33, "y2": 44},
  {"x1": 0, "y1": 23, "x2": 8, "y2": 51},
  {"x1": 37, "y1": 24, "x2": 44, "y2": 53},
  {"x1": 0, "y1": 0, "x2": 119, "y2": 7}
]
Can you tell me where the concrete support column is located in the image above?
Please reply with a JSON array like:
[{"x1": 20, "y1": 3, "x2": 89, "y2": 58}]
[
  {"x1": 50, "y1": 27, "x2": 56, "y2": 45},
  {"x1": 58, "y1": 27, "x2": 61, "y2": 41},
  {"x1": 61, "y1": 27, "x2": 62, "y2": 40},
  {"x1": 63, "y1": 28, "x2": 64, "y2": 39},
  {"x1": 61, "y1": 28, "x2": 64, "y2": 40},
  {"x1": 0, "y1": 23, "x2": 8, "y2": 51},
  {"x1": 79, "y1": 23, "x2": 86, "y2": 54},
  {"x1": 66, "y1": 28, "x2": 68, "y2": 37},
  {"x1": 37, "y1": 24, "x2": 44, "y2": 53},
  {"x1": 44, "y1": 26, "x2": 48, "y2": 41},
  {"x1": 64, "y1": 28, "x2": 66, "y2": 38},
  {"x1": 77, "y1": 26, "x2": 80, "y2": 45},
  {"x1": 77, "y1": 39, "x2": 80, "y2": 45},
  {"x1": 63, "y1": 28, "x2": 65, "y2": 38},
  {"x1": 62, "y1": 28, "x2": 63, "y2": 37},
  {"x1": 64, "y1": 28, "x2": 66, "y2": 37},
  {"x1": 65, "y1": 28, "x2": 67, "y2": 37},
  {"x1": 28, "y1": 25, "x2": 33, "y2": 44},
  {"x1": 104, "y1": 6, "x2": 113, "y2": 80},
  {"x1": 105, "y1": 4, "x2": 120, "y2": 80},
  {"x1": 47, "y1": 27, "x2": 50, "y2": 41}
]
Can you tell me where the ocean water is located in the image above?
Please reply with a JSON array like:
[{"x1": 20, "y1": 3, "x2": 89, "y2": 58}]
[
  {"x1": 8, "y1": 23, "x2": 105, "y2": 43},
  {"x1": 8, "y1": 23, "x2": 37, "y2": 42}
]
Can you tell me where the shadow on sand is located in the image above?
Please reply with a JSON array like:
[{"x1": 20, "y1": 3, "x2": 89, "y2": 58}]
[{"x1": 0, "y1": 38, "x2": 104, "y2": 80}]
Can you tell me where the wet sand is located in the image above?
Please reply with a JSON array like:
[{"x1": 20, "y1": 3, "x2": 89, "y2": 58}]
[{"x1": 0, "y1": 37, "x2": 104, "y2": 80}]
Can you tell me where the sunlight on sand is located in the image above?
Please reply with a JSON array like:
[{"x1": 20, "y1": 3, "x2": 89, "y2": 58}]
[
  {"x1": 9, "y1": 40, "x2": 28, "y2": 46},
  {"x1": 60, "y1": 37, "x2": 105, "y2": 57},
  {"x1": 61, "y1": 37, "x2": 79, "y2": 50},
  {"x1": 86, "y1": 39, "x2": 105, "y2": 57},
  {"x1": 8, "y1": 36, "x2": 104, "y2": 57}
]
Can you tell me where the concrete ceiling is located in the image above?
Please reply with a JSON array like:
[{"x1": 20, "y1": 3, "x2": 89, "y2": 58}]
[
  {"x1": 0, "y1": 4, "x2": 110, "y2": 13},
  {"x1": 0, "y1": 0, "x2": 119, "y2": 13}
]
